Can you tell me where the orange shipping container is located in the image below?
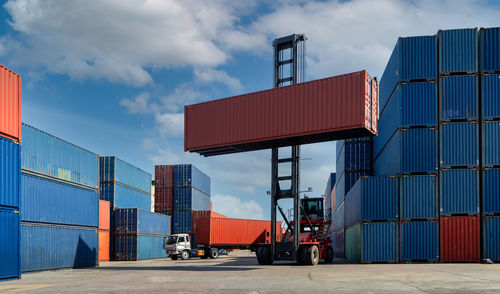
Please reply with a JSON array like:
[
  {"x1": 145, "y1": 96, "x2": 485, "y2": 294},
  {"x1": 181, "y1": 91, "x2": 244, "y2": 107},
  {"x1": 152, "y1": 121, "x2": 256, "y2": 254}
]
[
  {"x1": 99, "y1": 200, "x2": 110, "y2": 230},
  {"x1": 192, "y1": 211, "x2": 281, "y2": 247},
  {"x1": 99, "y1": 230, "x2": 110, "y2": 261},
  {"x1": 0, "y1": 64, "x2": 21, "y2": 142}
]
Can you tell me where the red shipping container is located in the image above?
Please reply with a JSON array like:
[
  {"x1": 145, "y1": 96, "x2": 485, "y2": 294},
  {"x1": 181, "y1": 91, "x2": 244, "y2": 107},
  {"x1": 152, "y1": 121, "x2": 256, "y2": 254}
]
[
  {"x1": 99, "y1": 200, "x2": 110, "y2": 230},
  {"x1": 154, "y1": 187, "x2": 173, "y2": 212},
  {"x1": 0, "y1": 64, "x2": 21, "y2": 142},
  {"x1": 99, "y1": 230, "x2": 110, "y2": 261},
  {"x1": 155, "y1": 165, "x2": 173, "y2": 188},
  {"x1": 440, "y1": 216, "x2": 480, "y2": 262},
  {"x1": 192, "y1": 211, "x2": 281, "y2": 247},
  {"x1": 185, "y1": 70, "x2": 378, "y2": 156}
]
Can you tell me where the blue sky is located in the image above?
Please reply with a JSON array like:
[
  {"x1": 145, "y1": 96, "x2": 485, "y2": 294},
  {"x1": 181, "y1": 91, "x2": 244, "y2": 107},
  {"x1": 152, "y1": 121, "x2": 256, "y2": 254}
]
[{"x1": 1, "y1": 0, "x2": 499, "y2": 219}]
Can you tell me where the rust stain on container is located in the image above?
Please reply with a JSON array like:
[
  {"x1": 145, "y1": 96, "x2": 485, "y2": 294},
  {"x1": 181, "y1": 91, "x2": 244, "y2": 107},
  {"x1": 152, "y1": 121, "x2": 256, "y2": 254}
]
[
  {"x1": 440, "y1": 216, "x2": 480, "y2": 262},
  {"x1": 0, "y1": 64, "x2": 21, "y2": 142},
  {"x1": 185, "y1": 70, "x2": 378, "y2": 156}
]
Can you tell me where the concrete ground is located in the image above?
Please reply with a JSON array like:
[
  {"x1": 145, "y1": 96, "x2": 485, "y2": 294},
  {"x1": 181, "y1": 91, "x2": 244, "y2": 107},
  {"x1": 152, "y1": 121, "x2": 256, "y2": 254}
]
[{"x1": 2, "y1": 251, "x2": 500, "y2": 294}]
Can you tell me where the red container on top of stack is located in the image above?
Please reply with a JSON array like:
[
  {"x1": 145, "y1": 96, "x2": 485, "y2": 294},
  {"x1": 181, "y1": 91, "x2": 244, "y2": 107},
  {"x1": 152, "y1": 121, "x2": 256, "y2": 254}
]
[
  {"x1": 185, "y1": 70, "x2": 378, "y2": 156},
  {"x1": 440, "y1": 216, "x2": 480, "y2": 262},
  {"x1": 155, "y1": 165, "x2": 174, "y2": 212},
  {"x1": 0, "y1": 64, "x2": 21, "y2": 142}
]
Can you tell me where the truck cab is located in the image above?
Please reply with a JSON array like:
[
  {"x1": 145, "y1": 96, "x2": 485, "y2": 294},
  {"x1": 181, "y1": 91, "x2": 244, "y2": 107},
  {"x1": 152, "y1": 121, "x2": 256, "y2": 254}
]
[{"x1": 165, "y1": 234, "x2": 192, "y2": 260}]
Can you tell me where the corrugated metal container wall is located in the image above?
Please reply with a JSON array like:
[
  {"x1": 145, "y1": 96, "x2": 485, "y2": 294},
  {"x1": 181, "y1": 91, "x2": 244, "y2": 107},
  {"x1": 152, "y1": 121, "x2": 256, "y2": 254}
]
[
  {"x1": 173, "y1": 211, "x2": 192, "y2": 233},
  {"x1": 185, "y1": 71, "x2": 378, "y2": 156},
  {"x1": 21, "y1": 173, "x2": 99, "y2": 227},
  {"x1": 332, "y1": 201, "x2": 345, "y2": 232},
  {"x1": 173, "y1": 188, "x2": 210, "y2": 211},
  {"x1": 481, "y1": 74, "x2": 500, "y2": 120},
  {"x1": 480, "y1": 27, "x2": 500, "y2": 72},
  {"x1": 440, "y1": 216, "x2": 480, "y2": 262},
  {"x1": 374, "y1": 82, "x2": 437, "y2": 158},
  {"x1": 440, "y1": 122, "x2": 479, "y2": 167},
  {"x1": 482, "y1": 121, "x2": 500, "y2": 167},
  {"x1": 440, "y1": 75, "x2": 478, "y2": 121},
  {"x1": 379, "y1": 35, "x2": 438, "y2": 112},
  {"x1": 99, "y1": 157, "x2": 151, "y2": 194},
  {"x1": 483, "y1": 168, "x2": 500, "y2": 215},
  {"x1": 336, "y1": 143, "x2": 346, "y2": 177},
  {"x1": 0, "y1": 137, "x2": 20, "y2": 208},
  {"x1": 334, "y1": 230, "x2": 345, "y2": 258},
  {"x1": 0, "y1": 64, "x2": 21, "y2": 142},
  {"x1": 374, "y1": 128, "x2": 438, "y2": 176},
  {"x1": 21, "y1": 124, "x2": 99, "y2": 189},
  {"x1": 439, "y1": 169, "x2": 479, "y2": 216},
  {"x1": 335, "y1": 173, "x2": 345, "y2": 206},
  {"x1": 345, "y1": 222, "x2": 398, "y2": 263},
  {"x1": 483, "y1": 216, "x2": 500, "y2": 262},
  {"x1": 439, "y1": 28, "x2": 478, "y2": 74},
  {"x1": 98, "y1": 230, "x2": 110, "y2": 261},
  {"x1": 114, "y1": 235, "x2": 167, "y2": 261},
  {"x1": 21, "y1": 223, "x2": 98, "y2": 272},
  {"x1": 173, "y1": 164, "x2": 210, "y2": 195},
  {"x1": 0, "y1": 208, "x2": 20, "y2": 280},
  {"x1": 114, "y1": 209, "x2": 171, "y2": 236},
  {"x1": 345, "y1": 176, "x2": 398, "y2": 227},
  {"x1": 154, "y1": 187, "x2": 173, "y2": 212},
  {"x1": 155, "y1": 165, "x2": 173, "y2": 188},
  {"x1": 99, "y1": 200, "x2": 110, "y2": 230},
  {"x1": 99, "y1": 182, "x2": 151, "y2": 211},
  {"x1": 400, "y1": 221, "x2": 439, "y2": 262},
  {"x1": 400, "y1": 175, "x2": 438, "y2": 220}
]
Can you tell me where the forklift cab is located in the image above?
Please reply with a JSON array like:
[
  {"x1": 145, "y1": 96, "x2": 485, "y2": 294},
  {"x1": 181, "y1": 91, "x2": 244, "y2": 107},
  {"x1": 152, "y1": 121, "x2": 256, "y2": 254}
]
[{"x1": 300, "y1": 197, "x2": 324, "y2": 221}]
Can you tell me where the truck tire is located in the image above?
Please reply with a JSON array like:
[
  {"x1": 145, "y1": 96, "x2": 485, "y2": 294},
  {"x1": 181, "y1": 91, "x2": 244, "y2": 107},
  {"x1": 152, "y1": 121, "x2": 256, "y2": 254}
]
[
  {"x1": 171, "y1": 255, "x2": 178, "y2": 260},
  {"x1": 304, "y1": 245, "x2": 319, "y2": 266},
  {"x1": 181, "y1": 250, "x2": 190, "y2": 260},
  {"x1": 325, "y1": 246, "x2": 334, "y2": 263},
  {"x1": 210, "y1": 249, "x2": 219, "y2": 259}
]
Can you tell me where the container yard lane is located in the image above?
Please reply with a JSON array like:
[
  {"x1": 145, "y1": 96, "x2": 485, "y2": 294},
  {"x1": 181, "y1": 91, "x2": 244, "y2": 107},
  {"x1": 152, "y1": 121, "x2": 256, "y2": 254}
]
[{"x1": 1, "y1": 251, "x2": 500, "y2": 293}]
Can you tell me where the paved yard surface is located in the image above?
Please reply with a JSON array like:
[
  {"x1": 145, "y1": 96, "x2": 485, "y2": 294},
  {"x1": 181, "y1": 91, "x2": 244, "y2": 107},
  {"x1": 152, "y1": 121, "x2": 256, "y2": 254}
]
[{"x1": 2, "y1": 251, "x2": 500, "y2": 293}]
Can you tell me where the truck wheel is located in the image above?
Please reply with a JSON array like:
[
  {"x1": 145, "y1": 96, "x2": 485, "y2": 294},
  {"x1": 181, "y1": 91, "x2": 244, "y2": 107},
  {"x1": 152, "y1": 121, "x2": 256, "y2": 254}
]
[
  {"x1": 325, "y1": 246, "x2": 334, "y2": 263},
  {"x1": 210, "y1": 249, "x2": 219, "y2": 259},
  {"x1": 304, "y1": 245, "x2": 319, "y2": 266},
  {"x1": 181, "y1": 250, "x2": 190, "y2": 260},
  {"x1": 171, "y1": 255, "x2": 178, "y2": 260}
]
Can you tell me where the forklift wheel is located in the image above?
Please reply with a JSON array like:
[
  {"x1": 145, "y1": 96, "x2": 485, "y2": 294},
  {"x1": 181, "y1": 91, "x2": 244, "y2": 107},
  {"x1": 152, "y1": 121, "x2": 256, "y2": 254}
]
[
  {"x1": 256, "y1": 246, "x2": 273, "y2": 265},
  {"x1": 325, "y1": 246, "x2": 334, "y2": 263},
  {"x1": 181, "y1": 250, "x2": 190, "y2": 260},
  {"x1": 171, "y1": 255, "x2": 178, "y2": 260},
  {"x1": 304, "y1": 245, "x2": 319, "y2": 266}
]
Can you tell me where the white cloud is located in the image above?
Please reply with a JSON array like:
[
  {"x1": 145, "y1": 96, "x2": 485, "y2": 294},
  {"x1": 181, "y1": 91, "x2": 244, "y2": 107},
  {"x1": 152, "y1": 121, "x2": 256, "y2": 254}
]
[
  {"x1": 211, "y1": 194, "x2": 265, "y2": 220},
  {"x1": 120, "y1": 92, "x2": 159, "y2": 114},
  {"x1": 194, "y1": 67, "x2": 243, "y2": 92},
  {"x1": 155, "y1": 112, "x2": 184, "y2": 137}
]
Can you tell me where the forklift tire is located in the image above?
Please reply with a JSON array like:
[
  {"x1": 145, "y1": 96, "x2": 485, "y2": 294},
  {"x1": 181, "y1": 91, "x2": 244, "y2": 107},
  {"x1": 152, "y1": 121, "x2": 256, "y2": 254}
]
[
  {"x1": 210, "y1": 249, "x2": 219, "y2": 259},
  {"x1": 257, "y1": 246, "x2": 273, "y2": 265},
  {"x1": 325, "y1": 246, "x2": 334, "y2": 263},
  {"x1": 304, "y1": 245, "x2": 319, "y2": 266},
  {"x1": 171, "y1": 255, "x2": 178, "y2": 260},
  {"x1": 181, "y1": 250, "x2": 190, "y2": 260}
]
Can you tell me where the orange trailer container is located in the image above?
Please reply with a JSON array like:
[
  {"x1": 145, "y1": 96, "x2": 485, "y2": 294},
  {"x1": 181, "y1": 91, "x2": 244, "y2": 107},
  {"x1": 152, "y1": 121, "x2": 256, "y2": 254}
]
[
  {"x1": 0, "y1": 64, "x2": 21, "y2": 142},
  {"x1": 99, "y1": 200, "x2": 110, "y2": 230},
  {"x1": 99, "y1": 230, "x2": 110, "y2": 261}
]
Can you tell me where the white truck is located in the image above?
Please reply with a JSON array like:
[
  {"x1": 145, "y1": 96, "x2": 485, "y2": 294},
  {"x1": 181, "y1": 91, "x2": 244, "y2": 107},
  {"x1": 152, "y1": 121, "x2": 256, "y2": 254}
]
[{"x1": 164, "y1": 233, "x2": 220, "y2": 260}]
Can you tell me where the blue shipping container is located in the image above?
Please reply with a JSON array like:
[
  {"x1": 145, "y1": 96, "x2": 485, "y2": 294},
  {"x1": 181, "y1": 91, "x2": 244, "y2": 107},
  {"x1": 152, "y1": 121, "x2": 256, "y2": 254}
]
[
  {"x1": 0, "y1": 136, "x2": 20, "y2": 208},
  {"x1": 440, "y1": 122, "x2": 479, "y2": 168},
  {"x1": 173, "y1": 211, "x2": 192, "y2": 234},
  {"x1": 440, "y1": 75, "x2": 478, "y2": 121},
  {"x1": 21, "y1": 123, "x2": 99, "y2": 189},
  {"x1": 483, "y1": 216, "x2": 500, "y2": 262},
  {"x1": 114, "y1": 235, "x2": 167, "y2": 261},
  {"x1": 400, "y1": 175, "x2": 438, "y2": 220},
  {"x1": 100, "y1": 182, "x2": 151, "y2": 211},
  {"x1": 114, "y1": 208, "x2": 171, "y2": 236},
  {"x1": 173, "y1": 188, "x2": 210, "y2": 211},
  {"x1": 335, "y1": 171, "x2": 371, "y2": 208},
  {"x1": 345, "y1": 176, "x2": 398, "y2": 227},
  {"x1": 21, "y1": 222, "x2": 98, "y2": 272},
  {"x1": 374, "y1": 128, "x2": 438, "y2": 176},
  {"x1": 334, "y1": 229, "x2": 344, "y2": 258},
  {"x1": 439, "y1": 28, "x2": 478, "y2": 74},
  {"x1": 379, "y1": 35, "x2": 438, "y2": 112},
  {"x1": 332, "y1": 201, "x2": 345, "y2": 232},
  {"x1": 400, "y1": 221, "x2": 439, "y2": 262},
  {"x1": 21, "y1": 172, "x2": 99, "y2": 227},
  {"x1": 374, "y1": 82, "x2": 437, "y2": 158},
  {"x1": 440, "y1": 169, "x2": 479, "y2": 216},
  {"x1": 483, "y1": 168, "x2": 500, "y2": 215},
  {"x1": 481, "y1": 74, "x2": 500, "y2": 120},
  {"x1": 345, "y1": 222, "x2": 398, "y2": 263},
  {"x1": 173, "y1": 164, "x2": 210, "y2": 195},
  {"x1": 480, "y1": 27, "x2": 500, "y2": 73},
  {"x1": 483, "y1": 121, "x2": 500, "y2": 167},
  {"x1": 100, "y1": 157, "x2": 151, "y2": 194},
  {"x1": 0, "y1": 208, "x2": 20, "y2": 280}
]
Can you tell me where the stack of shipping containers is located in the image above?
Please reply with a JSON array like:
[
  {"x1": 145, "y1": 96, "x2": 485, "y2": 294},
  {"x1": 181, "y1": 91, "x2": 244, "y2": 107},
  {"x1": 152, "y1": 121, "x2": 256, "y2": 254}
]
[
  {"x1": 99, "y1": 200, "x2": 111, "y2": 262},
  {"x1": 155, "y1": 165, "x2": 174, "y2": 215},
  {"x1": 21, "y1": 123, "x2": 100, "y2": 271},
  {"x1": 323, "y1": 173, "x2": 336, "y2": 220},
  {"x1": 0, "y1": 64, "x2": 21, "y2": 280}
]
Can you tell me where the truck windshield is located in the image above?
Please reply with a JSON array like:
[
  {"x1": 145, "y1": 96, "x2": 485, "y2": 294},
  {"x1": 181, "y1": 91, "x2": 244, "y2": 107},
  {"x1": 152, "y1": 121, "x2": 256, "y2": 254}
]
[{"x1": 166, "y1": 236, "x2": 178, "y2": 245}]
